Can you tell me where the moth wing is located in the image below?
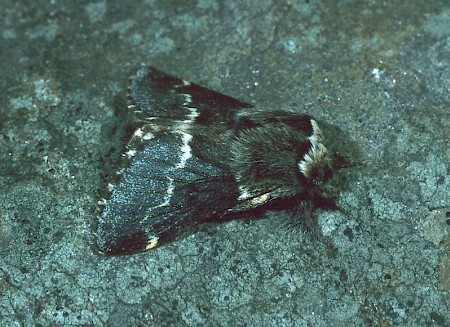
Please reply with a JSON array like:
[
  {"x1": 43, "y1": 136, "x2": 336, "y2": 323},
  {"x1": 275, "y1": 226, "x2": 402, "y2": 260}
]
[
  {"x1": 128, "y1": 66, "x2": 253, "y2": 126},
  {"x1": 97, "y1": 130, "x2": 239, "y2": 255},
  {"x1": 97, "y1": 67, "x2": 253, "y2": 254}
]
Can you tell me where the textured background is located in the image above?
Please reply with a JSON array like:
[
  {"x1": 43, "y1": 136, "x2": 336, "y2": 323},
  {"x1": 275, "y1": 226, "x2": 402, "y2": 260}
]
[{"x1": 1, "y1": 1, "x2": 449, "y2": 326}]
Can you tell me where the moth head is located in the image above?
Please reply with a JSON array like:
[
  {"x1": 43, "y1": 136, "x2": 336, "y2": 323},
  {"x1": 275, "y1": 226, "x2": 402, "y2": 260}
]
[
  {"x1": 298, "y1": 142, "x2": 334, "y2": 185},
  {"x1": 298, "y1": 119, "x2": 334, "y2": 185}
]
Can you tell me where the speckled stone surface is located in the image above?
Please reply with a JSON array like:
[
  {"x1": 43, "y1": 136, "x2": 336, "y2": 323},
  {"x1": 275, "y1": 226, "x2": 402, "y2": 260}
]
[{"x1": 1, "y1": 1, "x2": 449, "y2": 326}]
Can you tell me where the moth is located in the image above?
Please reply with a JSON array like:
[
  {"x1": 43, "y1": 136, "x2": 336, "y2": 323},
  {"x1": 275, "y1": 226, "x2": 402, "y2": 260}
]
[{"x1": 96, "y1": 67, "x2": 349, "y2": 255}]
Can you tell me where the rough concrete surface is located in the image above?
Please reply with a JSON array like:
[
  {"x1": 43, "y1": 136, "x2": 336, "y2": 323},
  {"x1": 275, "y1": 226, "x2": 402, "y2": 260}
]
[{"x1": 0, "y1": 1, "x2": 449, "y2": 326}]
